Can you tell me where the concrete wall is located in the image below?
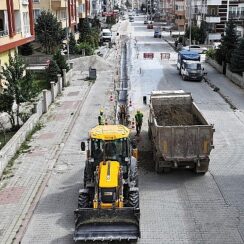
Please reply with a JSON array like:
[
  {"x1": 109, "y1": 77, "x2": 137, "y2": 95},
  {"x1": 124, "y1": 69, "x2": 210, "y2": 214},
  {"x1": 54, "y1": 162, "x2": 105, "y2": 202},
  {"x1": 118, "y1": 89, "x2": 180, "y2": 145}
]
[
  {"x1": 206, "y1": 58, "x2": 244, "y2": 89},
  {"x1": 0, "y1": 68, "x2": 73, "y2": 177},
  {"x1": 226, "y1": 64, "x2": 244, "y2": 89},
  {"x1": 206, "y1": 57, "x2": 223, "y2": 73}
]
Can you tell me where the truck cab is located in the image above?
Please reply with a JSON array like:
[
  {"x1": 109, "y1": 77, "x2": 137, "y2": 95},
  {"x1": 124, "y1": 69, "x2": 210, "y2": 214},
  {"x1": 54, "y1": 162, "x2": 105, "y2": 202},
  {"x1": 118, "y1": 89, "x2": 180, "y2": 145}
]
[
  {"x1": 181, "y1": 60, "x2": 204, "y2": 81},
  {"x1": 100, "y1": 29, "x2": 112, "y2": 43},
  {"x1": 177, "y1": 50, "x2": 200, "y2": 75}
]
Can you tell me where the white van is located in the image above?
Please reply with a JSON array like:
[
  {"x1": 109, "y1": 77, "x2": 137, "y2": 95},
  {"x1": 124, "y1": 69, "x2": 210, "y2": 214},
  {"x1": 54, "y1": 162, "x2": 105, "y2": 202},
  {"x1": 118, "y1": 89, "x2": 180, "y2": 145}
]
[{"x1": 101, "y1": 29, "x2": 112, "y2": 43}]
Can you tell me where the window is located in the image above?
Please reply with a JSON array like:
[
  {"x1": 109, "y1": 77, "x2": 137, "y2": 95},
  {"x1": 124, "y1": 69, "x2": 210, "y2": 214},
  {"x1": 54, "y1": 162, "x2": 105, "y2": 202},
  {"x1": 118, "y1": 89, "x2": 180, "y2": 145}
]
[
  {"x1": 33, "y1": 9, "x2": 40, "y2": 21},
  {"x1": 33, "y1": 0, "x2": 40, "y2": 3},
  {"x1": 22, "y1": 12, "x2": 30, "y2": 36}
]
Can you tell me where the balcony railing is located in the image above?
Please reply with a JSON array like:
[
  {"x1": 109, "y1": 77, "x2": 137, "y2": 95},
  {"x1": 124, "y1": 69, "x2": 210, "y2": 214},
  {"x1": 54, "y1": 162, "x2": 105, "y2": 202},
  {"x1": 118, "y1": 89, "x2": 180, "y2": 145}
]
[
  {"x1": 0, "y1": 30, "x2": 9, "y2": 37},
  {"x1": 205, "y1": 15, "x2": 221, "y2": 23},
  {"x1": 207, "y1": 0, "x2": 221, "y2": 5}
]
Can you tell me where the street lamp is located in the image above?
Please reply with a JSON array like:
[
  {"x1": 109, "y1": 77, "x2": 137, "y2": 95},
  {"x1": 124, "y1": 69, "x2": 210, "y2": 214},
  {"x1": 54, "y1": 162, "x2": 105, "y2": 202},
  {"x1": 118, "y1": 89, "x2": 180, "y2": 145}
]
[
  {"x1": 65, "y1": 0, "x2": 70, "y2": 62},
  {"x1": 189, "y1": 0, "x2": 192, "y2": 49}
]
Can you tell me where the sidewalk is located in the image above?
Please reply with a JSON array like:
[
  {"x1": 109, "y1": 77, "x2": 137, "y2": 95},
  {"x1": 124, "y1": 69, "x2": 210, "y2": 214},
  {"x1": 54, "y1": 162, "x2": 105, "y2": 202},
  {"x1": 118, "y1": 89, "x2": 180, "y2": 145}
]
[{"x1": 0, "y1": 68, "x2": 91, "y2": 243}]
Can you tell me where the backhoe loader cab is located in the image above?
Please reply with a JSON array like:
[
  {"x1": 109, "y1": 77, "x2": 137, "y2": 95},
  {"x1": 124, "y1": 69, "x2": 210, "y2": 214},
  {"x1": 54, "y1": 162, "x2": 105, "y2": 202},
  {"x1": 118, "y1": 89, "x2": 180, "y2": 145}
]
[{"x1": 74, "y1": 125, "x2": 140, "y2": 242}]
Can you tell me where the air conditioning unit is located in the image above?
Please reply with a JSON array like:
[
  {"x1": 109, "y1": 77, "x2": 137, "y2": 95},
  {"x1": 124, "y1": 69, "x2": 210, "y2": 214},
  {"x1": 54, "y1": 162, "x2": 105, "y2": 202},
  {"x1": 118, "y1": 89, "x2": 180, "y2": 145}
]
[{"x1": 22, "y1": 0, "x2": 29, "y2": 4}]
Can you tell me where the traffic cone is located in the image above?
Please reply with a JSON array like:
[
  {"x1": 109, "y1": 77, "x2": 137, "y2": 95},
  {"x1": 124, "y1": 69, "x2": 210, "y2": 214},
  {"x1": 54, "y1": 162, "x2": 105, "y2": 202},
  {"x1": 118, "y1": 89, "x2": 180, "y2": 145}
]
[{"x1": 131, "y1": 118, "x2": 135, "y2": 129}]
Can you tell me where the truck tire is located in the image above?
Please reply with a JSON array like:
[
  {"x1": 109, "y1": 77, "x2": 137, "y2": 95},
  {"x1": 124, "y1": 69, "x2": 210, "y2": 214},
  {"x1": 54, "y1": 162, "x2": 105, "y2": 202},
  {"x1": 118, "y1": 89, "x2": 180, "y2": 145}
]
[
  {"x1": 128, "y1": 191, "x2": 139, "y2": 208},
  {"x1": 129, "y1": 158, "x2": 138, "y2": 187},
  {"x1": 83, "y1": 166, "x2": 89, "y2": 188},
  {"x1": 195, "y1": 159, "x2": 209, "y2": 174},
  {"x1": 78, "y1": 192, "x2": 89, "y2": 208}
]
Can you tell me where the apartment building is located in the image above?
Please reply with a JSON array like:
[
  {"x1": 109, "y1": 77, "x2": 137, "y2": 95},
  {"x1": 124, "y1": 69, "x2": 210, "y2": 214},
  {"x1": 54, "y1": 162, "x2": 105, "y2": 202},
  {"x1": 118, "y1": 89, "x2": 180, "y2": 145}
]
[
  {"x1": 0, "y1": 0, "x2": 34, "y2": 66},
  {"x1": 175, "y1": 0, "x2": 185, "y2": 31},
  {"x1": 33, "y1": 0, "x2": 82, "y2": 32}
]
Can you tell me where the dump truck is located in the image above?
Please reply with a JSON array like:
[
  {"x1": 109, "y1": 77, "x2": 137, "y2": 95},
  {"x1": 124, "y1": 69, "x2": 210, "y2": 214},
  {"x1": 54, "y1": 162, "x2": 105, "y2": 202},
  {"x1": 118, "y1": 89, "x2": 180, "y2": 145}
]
[
  {"x1": 148, "y1": 90, "x2": 214, "y2": 174},
  {"x1": 74, "y1": 124, "x2": 140, "y2": 242}
]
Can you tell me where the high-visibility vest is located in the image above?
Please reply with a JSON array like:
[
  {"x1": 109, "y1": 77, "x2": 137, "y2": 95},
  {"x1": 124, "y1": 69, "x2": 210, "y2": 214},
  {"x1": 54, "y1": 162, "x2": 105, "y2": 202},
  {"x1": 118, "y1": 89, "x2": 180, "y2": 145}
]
[{"x1": 98, "y1": 115, "x2": 105, "y2": 125}]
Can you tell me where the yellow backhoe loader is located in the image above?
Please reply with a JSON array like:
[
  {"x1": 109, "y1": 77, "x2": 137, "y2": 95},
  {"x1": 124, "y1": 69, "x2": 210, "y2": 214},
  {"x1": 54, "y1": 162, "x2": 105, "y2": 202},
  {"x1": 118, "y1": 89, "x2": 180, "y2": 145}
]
[{"x1": 74, "y1": 124, "x2": 140, "y2": 242}]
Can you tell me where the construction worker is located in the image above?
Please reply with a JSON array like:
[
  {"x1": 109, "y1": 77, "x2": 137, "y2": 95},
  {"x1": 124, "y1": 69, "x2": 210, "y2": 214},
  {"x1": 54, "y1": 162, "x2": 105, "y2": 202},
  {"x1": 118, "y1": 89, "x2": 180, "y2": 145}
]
[
  {"x1": 98, "y1": 110, "x2": 105, "y2": 125},
  {"x1": 135, "y1": 110, "x2": 143, "y2": 136}
]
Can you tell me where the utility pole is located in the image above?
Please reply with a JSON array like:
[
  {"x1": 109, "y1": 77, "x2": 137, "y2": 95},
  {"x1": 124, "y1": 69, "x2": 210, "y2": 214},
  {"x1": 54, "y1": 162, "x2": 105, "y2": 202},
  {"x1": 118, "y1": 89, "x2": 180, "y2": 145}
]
[
  {"x1": 226, "y1": 0, "x2": 230, "y2": 22},
  {"x1": 65, "y1": 0, "x2": 70, "y2": 62},
  {"x1": 189, "y1": 0, "x2": 192, "y2": 49}
]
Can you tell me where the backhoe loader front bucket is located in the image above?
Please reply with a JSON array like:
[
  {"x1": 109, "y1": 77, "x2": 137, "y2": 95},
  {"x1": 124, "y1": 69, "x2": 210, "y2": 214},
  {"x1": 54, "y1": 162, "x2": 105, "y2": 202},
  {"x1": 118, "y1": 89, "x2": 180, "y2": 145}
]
[{"x1": 73, "y1": 207, "x2": 140, "y2": 242}]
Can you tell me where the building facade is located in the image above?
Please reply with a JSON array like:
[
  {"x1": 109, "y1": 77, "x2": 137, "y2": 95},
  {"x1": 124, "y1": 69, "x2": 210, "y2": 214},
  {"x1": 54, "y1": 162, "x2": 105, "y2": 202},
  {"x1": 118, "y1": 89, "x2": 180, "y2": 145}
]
[
  {"x1": 0, "y1": 0, "x2": 35, "y2": 66},
  {"x1": 32, "y1": 0, "x2": 80, "y2": 32}
]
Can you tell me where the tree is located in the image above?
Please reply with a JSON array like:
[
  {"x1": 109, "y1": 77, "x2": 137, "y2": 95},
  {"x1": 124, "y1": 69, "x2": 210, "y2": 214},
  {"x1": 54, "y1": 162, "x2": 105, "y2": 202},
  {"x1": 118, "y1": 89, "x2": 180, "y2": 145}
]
[
  {"x1": 185, "y1": 26, "x2": 201, "y2": 44},
  {"x1": 230, "y1": 38, "x2": 244, "y2": 74},
  {"x1": 216, "y1": 20, "x2": 239, "y2": 65},
  {"x1": 78, "y1": 18, "x2": 92, "y2": 43},
  {"x1": 53, "y1": 49, "x2": 69, "y2": 73},
  {"x1": 0, "y1": 93, "x2": 15, "y2": 128},
  {"x1": 69, "y1": 33, "x2": 77, "y2": 54},
  {"x1": 199, "y1": 21, "x2": 207, "y2": 44},
  {"x1": 35, "y1": 10, "x2": 66, "y2": 54},
  {"x1": 45, "y1": 60, "x2": 60, "y2": 83},
  {"x1": 1, "y1": 52, "x2": 37, "y2": 128}
]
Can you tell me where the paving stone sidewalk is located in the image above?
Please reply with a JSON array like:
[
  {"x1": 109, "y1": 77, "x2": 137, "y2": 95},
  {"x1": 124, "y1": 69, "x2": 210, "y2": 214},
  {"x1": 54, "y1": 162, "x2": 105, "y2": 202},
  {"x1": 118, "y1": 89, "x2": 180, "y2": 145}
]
[{"x1": 0, "y1": 69, "x2": 91, "y2": 244}]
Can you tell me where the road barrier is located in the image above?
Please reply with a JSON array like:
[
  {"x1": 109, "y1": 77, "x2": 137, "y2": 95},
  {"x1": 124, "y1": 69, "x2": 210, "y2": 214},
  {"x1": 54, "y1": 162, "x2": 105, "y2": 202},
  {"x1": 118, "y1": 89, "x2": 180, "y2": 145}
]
[
  {"x1": 143, "y1": 53, "x2": 154, "y2": 59},
  {"x1": 160, "y1": 53, "x2": 170, "y2": 60}
]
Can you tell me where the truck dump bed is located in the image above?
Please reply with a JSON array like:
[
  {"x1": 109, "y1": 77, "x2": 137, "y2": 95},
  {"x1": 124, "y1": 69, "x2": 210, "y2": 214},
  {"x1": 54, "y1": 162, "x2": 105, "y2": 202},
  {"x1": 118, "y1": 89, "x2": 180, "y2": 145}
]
[{"x1": 148, "y1": 90, "x2": 214, "y2": 173}]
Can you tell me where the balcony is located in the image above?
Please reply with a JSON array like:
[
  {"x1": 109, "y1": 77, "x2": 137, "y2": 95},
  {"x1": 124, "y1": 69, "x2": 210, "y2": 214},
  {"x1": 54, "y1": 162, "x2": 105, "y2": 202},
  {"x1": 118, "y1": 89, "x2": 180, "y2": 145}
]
[
  {"x1": 208, "y1": 32, "x2": 221, "y2": 41},
  {"x1": 175, "y1": 18, "x2": 185, "y2": 26},
  {"x1": 51, "y1": 0, "x2": 67, "y2": 10},
  {"x1": 175, "y1": 10, "x2": 185, "y2": 16},
  {"x1": 206, "y1": 16, "x2": 221, "y2": 23},
  {"x1": 207, "y1": 0, "x2": 221, "y2": 5}
]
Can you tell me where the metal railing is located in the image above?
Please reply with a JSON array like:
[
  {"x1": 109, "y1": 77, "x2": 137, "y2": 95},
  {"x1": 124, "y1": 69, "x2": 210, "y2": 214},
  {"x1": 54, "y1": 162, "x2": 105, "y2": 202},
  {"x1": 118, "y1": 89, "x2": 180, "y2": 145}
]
[{"x1": 0, "y1": 30, "x2": 8, "y2": 37}]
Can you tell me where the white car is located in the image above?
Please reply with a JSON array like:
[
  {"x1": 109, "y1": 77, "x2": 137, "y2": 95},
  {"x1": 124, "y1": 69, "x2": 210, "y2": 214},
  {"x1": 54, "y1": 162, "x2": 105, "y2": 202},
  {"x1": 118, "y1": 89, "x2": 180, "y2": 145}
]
[{"x1": 182, "y1": 45, "x2": 208, "y2": 54}]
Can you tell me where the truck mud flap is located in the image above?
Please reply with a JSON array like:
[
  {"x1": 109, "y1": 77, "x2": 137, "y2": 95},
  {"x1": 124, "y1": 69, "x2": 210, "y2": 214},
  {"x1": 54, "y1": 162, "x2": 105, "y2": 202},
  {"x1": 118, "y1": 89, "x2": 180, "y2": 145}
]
[{"x1": 74, "y1": 207, "x2": 140, "y2": 242}]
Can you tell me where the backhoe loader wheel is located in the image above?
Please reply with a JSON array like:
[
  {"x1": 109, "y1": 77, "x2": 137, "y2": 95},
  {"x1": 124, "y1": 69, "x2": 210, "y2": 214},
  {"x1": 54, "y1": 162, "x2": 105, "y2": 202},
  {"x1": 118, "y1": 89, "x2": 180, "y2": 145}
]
[
  {"x1": 128, "y1": 191, "x2": 139, "y2": 208},
  {"x1": 78, "y1": 193, "x2": 89, "y2": 208}
]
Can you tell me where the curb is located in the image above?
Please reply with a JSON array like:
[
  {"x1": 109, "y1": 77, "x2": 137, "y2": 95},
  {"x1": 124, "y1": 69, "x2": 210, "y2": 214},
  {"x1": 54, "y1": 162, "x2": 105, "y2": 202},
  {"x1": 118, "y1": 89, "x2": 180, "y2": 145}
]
[{"x1": 203, "y1": 76, "x2": 237, "y2": 111}]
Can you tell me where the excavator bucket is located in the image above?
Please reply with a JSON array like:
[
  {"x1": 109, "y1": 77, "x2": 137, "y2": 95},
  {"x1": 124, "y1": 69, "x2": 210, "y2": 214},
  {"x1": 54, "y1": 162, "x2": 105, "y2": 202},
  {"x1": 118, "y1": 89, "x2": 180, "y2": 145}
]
[{"x1": 73, "y1": 207, "x2": 140, "y2": 242}]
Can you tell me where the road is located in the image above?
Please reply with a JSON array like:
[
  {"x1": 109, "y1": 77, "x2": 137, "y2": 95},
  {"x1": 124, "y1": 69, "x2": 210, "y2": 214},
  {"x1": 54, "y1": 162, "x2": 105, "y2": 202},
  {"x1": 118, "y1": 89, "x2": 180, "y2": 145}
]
[{"x1": 22, "y1": 16, "x2": 244, "y2": 244}]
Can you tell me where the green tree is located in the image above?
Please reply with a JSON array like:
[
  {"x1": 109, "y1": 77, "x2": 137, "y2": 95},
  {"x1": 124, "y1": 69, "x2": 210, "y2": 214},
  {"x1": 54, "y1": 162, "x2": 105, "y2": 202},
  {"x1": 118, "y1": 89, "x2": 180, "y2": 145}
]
[
  {"x1": 0, "y1": 93, "x2": 15, "y2": 128},
  {"x1": 45, "y1": 60, "x2": 60, "y2": 83},
  {"x1": 216, "y1": 20, "x2": 239, "y2": 65},
  {"x1": 199, "y1": 21, "x2": 207, "y2": 44},
  {"x1": 1, "y1": 52, "x2": 37, "y2": 128},
  {"x1": 69, "y1": 33, "x2": 77, "y2": 54},
  {"x1": 76, "y1": 42, "x2": 94, "y2": 56},
  {"x1": 53, "y1": 49, "x2": 69, "y2": 72},
  {"x1": 35, "y1": 10, "x2": 66, "y2": 54},
  {"x1": 78, "y1": 18, "x2": 92, "y2": 43},
  {"x1": 230, "y1": 38, "x2": 244, "y2": 74},
  {"x1": 185, "y1": 26, "x2": 201, "y2": 44}
]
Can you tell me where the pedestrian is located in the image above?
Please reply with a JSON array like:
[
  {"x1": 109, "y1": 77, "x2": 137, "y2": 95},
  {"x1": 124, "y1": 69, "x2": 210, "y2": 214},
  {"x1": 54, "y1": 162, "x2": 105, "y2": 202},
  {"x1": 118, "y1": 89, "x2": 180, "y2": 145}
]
[
  {"x1": 135, "y1": 110, "x2": 143, "y2": 136},
  {"x1": 98, "y1": 109, "x2": 105, "y2": 125}
]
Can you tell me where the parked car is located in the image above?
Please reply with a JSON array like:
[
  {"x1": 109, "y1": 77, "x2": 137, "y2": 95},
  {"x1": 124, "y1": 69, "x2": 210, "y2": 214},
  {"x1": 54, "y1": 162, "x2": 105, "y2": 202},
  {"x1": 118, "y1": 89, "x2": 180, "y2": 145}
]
[
  {"x1": 154, "y1": 27, "x2": 161, "y2": 38},
  {"x1": 144, "y1": 19, "x2": 148, "y2": 24},
  {"x1": 147, "y1": 22, "x2": 153, "y2": 29},
  {"x1": 129, "y1": 16, "x2": 134, "y2": 22},
  {"x1": 122, "y1": 15, "x2": 126, "y2": 20},
  {"x1": 181, "y1": 45, "x2": 208, "y2": 54}
]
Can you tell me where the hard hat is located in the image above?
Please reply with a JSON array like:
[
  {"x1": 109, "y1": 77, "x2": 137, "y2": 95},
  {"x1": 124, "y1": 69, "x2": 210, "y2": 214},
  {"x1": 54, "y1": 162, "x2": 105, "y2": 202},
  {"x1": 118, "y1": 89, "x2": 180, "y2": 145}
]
[{"x1": 100, "y1": 109, "x2": 104, "y2": 114}]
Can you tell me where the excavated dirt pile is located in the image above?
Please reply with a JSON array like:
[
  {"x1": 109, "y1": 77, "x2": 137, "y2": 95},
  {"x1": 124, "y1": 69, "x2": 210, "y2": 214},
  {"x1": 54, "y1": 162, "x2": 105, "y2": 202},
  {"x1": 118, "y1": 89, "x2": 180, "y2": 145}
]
[{"x1": 154, "y1": 105, "x2": 202, "y2": 126}]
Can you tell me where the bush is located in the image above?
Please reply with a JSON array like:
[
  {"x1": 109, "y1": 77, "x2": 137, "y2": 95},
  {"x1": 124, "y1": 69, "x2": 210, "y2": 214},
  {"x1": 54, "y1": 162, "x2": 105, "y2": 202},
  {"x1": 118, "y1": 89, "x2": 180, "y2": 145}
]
[
  {"x1": 206, "y1": 48, "x2": 216, "y2": 59},
  {"x1": 76, "y1": 42, "x2": 94, "y2": 56},
  {"x1": 19, "y1": 43, "x2": 33, "y2": 56},
  {"x1": 53, "y1": 49, "x2": 69, "y2": 72},
  {"x1": 45, "y1": 60, "x2": 60, "y2": 82},
  {"x1": 230, "y1": 38, "x2": 244, "y2": 74}
]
